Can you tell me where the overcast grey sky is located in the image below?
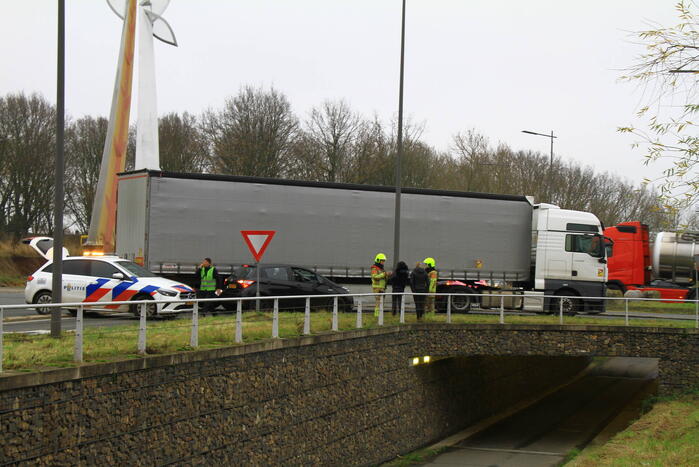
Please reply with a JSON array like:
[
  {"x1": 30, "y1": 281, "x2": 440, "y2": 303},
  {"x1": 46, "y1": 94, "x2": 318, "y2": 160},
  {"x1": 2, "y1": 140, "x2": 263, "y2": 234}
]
[{"x1": 0, "y1": 1, "x2": 681, "y2": 187}]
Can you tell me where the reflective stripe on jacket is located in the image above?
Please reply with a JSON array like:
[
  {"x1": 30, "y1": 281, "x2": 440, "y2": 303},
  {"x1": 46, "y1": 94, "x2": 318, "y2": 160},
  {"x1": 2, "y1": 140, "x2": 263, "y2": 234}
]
[
  {"x1": 371, "y1": 264, "x2": 387, "y2": 290},
  {"x1": 200, "y1": 267, "x2": 217, "y2": 291},
  {"x1": 428, "y1": 269, "x2": 438, "y2": 293}
]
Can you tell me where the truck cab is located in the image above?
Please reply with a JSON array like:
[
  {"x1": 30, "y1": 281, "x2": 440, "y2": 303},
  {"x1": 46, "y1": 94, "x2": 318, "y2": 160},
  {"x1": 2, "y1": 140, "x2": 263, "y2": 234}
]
[
  {"x1": 604, "y1": 222, "x2": 697, "y2": 301},
  {"x1": 532, "y1": 204, "x2": 607, "y2": 313},
  {"x1": 604, "y1": 221, "x2": 650, "y2": 292}
]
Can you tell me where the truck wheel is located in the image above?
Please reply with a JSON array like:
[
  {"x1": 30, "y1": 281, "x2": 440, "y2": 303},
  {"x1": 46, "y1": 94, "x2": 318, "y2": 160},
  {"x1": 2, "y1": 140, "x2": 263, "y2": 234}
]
[
  {"x1": 687, "y1": 288, "x2": 697, "y2": 301},
  {"x1": 552, "y1": 291, "x2": 581, "y2": 315},
  {"x1": 450, "y1": 287, "x2": 474, "y2": 312},
  {"x1": 33, "y1": 290, "x2": 52, "y2": 315},
  {"x1": 130, "y1": 295, "x2": 157, "y2": 318}
]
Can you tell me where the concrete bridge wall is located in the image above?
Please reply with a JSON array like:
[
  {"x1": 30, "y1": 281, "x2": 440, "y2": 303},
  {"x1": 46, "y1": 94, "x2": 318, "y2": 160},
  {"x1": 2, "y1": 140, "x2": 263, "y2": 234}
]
[{"x1": 0, "y1": 324, "x2": 696, "y2": 465}]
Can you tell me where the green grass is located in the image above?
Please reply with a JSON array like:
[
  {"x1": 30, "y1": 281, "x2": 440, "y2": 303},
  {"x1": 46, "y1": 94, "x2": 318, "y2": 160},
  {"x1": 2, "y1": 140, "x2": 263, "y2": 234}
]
[
  {"x1": 606, "y1": 299, "x2": 698, "y2": 314},
  {"x1": 1, "y1": 310, "x2": 698, "y2": 372},
  {"x1": 566, "y1": 390, "x2": 699, "y2": 466},
  {"x1": 0, "y1": 272, "x2": 24, "y2": 287}
]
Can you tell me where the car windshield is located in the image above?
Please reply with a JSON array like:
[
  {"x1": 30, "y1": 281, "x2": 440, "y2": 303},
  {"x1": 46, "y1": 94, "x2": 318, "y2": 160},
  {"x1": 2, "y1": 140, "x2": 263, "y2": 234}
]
[
  {"x1": 232, "y1": 266, "x2": 255, "y2": 279},
  {"x1": 116, "y1": 261, "x2": 157, "y2": 278}
]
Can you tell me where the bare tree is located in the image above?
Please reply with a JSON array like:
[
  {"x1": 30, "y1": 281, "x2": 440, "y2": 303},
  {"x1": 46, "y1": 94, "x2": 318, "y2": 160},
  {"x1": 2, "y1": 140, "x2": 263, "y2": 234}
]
[
  {"x1": 159, "y1": 112, "x2": 209, "y2": 173},
  {"x1": 452, "y1": 130, "x2": 491, "y2": 191},
  {"x1": 298, "y1": 100, "x2": 362, "y2": 182},
  {"x1": 346, "y1": 116, "x2": 391, "y2": 185},
  {"x1": 0, "y1": 93, "x2": 56, "y2": 237},
  {"x1": 65, "y1": 116, "x2": 107, "y2": 233},
  {"x1": 202, "y1": 86, "x2": 298, "y2": 177}
]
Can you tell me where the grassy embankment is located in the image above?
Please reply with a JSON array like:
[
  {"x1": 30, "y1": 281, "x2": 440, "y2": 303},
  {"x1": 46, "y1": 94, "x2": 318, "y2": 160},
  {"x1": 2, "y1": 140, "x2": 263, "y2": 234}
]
[
  {"x1": 566, "y1": 390, "x2": 699, "y2": 466},
  {"x1": 3, "y1": 310, "x2": 698, "y2": 372},
  {"x1": 0, "y1": 236, "x2": 82, "y2": 287},
  {"x1": 0, "y1": 240, "x2": 39, "y2": 287}
]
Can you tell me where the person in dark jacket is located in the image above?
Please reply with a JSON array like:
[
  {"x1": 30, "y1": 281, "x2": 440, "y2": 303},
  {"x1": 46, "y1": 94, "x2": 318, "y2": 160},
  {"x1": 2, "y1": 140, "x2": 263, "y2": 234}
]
[
  {"x1": 391, "y1": 261, "x2": 410, "y2": 316},
  {"x1": 410, "y1": 262, "x2": 430, "y2": 319},
  {"x1": 195, "y1": 257, "x2": 223, "y2": 316}
]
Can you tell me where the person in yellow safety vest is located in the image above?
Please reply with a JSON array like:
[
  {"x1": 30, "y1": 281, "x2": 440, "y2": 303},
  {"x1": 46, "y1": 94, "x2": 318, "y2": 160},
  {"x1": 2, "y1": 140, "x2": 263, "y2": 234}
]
[
  {"x1": 371, "y1": 253, "x2": 391, "y2": 317},
  {"x1": 195, "y1": 257, "x2": 223, "y2": 316},
  {"x1": 424, "y1": 257, "x2": 438, "y2": 315}
]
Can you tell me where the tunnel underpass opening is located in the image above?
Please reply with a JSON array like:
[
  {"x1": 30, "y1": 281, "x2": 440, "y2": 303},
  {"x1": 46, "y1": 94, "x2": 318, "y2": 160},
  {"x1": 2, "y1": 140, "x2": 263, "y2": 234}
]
[{"x1": 404, "y1": 354, "x2": 659, "y2": 465}]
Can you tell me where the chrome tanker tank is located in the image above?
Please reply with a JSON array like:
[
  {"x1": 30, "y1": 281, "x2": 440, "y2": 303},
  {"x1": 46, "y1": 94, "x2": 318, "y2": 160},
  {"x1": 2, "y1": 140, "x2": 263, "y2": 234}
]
[{"x1": 652, "y1": 231, "x2": 699, "y2": 285}]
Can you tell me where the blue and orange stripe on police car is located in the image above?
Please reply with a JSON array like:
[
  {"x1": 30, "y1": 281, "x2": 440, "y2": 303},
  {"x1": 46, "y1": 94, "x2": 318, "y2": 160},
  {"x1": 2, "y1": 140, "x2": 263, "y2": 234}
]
[{"x1": 83, "y1": 280, "x2": 165, "y2": 309}]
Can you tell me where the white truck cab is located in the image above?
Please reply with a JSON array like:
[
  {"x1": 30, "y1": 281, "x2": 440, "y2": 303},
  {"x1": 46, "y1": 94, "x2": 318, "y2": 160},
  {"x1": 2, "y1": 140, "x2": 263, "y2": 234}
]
[{"x1": 532, "y1": 204, "x2": 607, "y2": 313}]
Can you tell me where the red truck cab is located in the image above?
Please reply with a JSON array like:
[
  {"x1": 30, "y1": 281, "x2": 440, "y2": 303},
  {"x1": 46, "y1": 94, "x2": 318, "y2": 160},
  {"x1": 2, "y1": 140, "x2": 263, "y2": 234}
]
[
  {"x1": 605, "y1": 222, "x2": 650, "y2": 291},
  {"x1": 605, "y1": 221, "x2": 692, "y2": 301}
]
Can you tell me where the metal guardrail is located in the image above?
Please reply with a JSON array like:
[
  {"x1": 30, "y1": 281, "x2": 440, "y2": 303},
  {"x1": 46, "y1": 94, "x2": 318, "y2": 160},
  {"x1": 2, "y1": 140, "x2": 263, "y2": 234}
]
[{"x1": 1, "y1": 291, "x2": 698, "y2": 373}]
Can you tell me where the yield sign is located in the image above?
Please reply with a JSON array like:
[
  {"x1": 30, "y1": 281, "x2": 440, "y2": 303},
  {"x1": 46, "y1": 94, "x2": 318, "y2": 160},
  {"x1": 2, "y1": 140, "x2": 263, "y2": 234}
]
[{"x1": 240, "y1": 230, "x2": 276, "y2": 262}]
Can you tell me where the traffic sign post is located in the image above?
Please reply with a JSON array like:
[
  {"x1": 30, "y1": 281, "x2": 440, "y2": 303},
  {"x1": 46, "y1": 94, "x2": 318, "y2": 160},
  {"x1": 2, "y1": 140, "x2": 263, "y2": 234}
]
[{"x1": 241, "y1": 231, "x2": 276, "y2": 313}]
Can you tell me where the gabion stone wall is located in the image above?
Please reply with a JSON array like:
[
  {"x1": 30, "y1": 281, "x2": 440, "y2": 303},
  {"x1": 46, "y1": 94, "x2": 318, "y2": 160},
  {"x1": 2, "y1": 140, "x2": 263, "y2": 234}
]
[{"x1": 1, "y1": 323, "x2": 695, "y2": 465}]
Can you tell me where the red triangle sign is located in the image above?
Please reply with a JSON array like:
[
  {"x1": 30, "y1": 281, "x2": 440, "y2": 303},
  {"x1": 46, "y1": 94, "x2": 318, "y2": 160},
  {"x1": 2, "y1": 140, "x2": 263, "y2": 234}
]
[{"x1": 240, "y1": 230, "x2": 276, "y2": 262}]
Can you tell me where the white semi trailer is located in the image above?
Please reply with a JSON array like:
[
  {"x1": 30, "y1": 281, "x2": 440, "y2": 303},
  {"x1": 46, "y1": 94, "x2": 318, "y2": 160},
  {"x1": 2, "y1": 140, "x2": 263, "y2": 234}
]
[{"x1": 115, "y1": 170, "x2": 608, "y2": 313}]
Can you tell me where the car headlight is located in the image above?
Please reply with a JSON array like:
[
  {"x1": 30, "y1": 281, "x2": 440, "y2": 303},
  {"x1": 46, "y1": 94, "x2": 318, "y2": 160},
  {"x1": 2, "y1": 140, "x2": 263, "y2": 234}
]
[
  {"x1": 340, "y1": 286, "x2": 350, "y2": 292},
  {"x1": 157, "y1": 289, "x2": 178, "y2": 297}
]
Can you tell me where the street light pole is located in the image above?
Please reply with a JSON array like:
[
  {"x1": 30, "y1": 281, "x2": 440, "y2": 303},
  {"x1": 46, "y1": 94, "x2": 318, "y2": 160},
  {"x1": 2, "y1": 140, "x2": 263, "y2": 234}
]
[
  {"x1": 393, "y1": 0, "x2": 406, "y2": 269},
  {"x1": 52, "y1": 0, "x2": 65, "y2": 337},
  {"x1": 521, "y1": 129, "x2": 557, "y2": 201}
]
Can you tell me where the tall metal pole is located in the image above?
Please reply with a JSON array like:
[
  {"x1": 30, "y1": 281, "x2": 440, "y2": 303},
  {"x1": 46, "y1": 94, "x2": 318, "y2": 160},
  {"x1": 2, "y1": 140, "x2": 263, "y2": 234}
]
[
  {"x1": 549, "y1": 130, "x2": 554, "y2": 168},
  {"x1": 393, "y1": 0, "x2": 406, "y2": 269},
  {"x1": 51, "y1": 0, "x2": 66, "y2": 338},
  {"x1": 549, "y1": 130, "x2": 554, "y2": 202}
]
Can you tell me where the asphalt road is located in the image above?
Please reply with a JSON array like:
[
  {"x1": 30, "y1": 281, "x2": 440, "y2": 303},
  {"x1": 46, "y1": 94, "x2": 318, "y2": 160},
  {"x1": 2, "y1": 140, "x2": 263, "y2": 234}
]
[
  {"x1": 421, "y1": 357, "x2": 657, "y2": 467},
  {"x1": 0, "y1": 288, "x2": 138, "y2": 332},
  {"x1": 0, "y1": 288, "x2": 35, "y2": 318}
]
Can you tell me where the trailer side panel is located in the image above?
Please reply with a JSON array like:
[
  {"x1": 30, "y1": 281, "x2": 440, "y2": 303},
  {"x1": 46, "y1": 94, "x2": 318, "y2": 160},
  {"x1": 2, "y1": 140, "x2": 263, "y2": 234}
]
[{"x1": 143, "y1": 175, "x2": 531, "y2": 280}]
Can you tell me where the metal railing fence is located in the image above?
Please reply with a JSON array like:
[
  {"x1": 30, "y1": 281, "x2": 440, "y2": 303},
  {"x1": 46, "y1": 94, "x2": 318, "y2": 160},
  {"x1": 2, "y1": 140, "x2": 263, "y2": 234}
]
[{"x1": 1, "y1": 291, "x2": 697, "y2": 372}]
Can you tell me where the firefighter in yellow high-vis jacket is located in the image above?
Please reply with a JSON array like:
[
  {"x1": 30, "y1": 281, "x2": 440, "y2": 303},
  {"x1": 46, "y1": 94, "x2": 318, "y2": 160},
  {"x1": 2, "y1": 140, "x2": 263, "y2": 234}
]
[
  {"x1": 424, "y1": 257, "x2": 438, "y2": 315},
  {"x1": 371, "y1": 253, "x2": 391, "y2": 316}
]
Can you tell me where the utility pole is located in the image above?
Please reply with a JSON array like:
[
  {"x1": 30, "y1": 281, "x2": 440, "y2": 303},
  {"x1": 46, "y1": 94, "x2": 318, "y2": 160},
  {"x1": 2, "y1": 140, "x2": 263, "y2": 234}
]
[
  {"x1": 52, "y1": 0, "x2": 66, "y2": 337},
  {"x1": 393, "y1": 0, "x2": 406, "y2": 269}
]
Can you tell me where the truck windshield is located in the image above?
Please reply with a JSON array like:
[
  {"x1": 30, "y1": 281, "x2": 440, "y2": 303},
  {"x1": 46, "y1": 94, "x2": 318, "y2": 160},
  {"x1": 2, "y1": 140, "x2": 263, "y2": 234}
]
[{"x1": 116, "y1": 261, "x2": 158, "y2": 278}]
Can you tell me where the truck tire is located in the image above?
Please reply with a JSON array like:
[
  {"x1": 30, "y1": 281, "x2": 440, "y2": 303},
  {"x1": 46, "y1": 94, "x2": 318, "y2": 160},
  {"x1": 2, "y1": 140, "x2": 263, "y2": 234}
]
[
  {"x1": 552, "y1": 290, "x2": 581, "y2": 315},
  {"x1": 687, "y1": 288, "x2": 697, "y2": 301},
  {"x1": 436, "y1": 286, "x2": 475, "y2": 313},
  {"x1": 130, "y1": 294, "x2": 157, "y2": 318},
  {"x1": 450, "y1": 286, "x2": 474, "y2": 312},
  {"x1": 32, "y1": 290, "x2": 52, "y2": 315}
]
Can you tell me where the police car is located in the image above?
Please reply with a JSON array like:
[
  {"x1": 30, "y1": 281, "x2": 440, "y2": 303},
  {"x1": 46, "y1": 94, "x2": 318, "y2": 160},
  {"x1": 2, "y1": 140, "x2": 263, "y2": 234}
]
[{"x1": 23, "y1": 237, "x2": 195, "y2": 318}]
